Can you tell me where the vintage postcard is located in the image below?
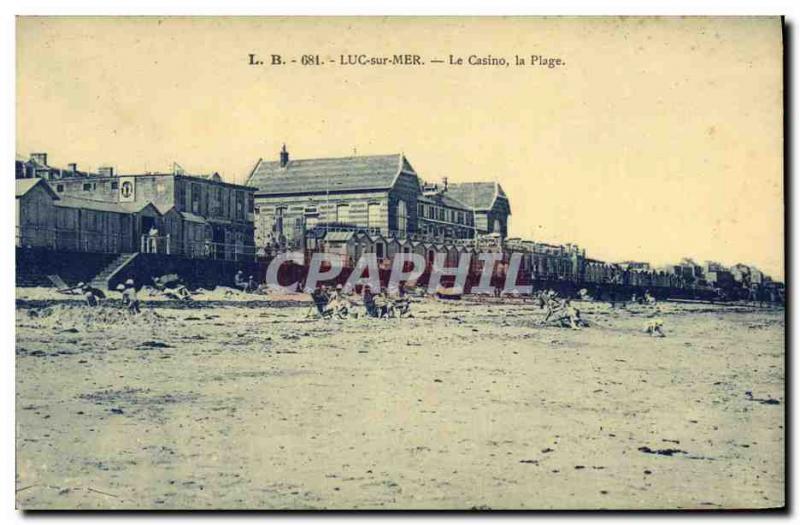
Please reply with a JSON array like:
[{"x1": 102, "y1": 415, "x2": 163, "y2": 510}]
[{"x1": 15, "y1": 16, "x2": 784, "y2": 510}]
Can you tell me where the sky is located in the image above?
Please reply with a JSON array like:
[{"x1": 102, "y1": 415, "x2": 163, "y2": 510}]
[{"x1": 16, "y1": 17, "x2": 784, "y2": 279}]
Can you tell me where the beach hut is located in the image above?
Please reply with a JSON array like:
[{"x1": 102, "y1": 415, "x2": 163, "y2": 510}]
[
  {"x1": 385, "y1": 235, "x2": 402, "y2": 260},
  {"x1": 397, "y1": 237, "x2": 413, "y2": 256},
  {"x1": 444, "y1": 243, "x2": 460, "y2": 267},
  {"x1": 323, "y1": 231, "x2": 360, "y2": 268}
]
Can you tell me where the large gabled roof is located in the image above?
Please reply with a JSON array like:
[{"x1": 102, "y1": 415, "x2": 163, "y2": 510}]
[
  {"x1": 418, "y1": 192, "x2": 472, "y2": 211},
  {"x1": 16, "y1": 178, "x2": 58, "y2": 199},
  {"x1": 246, "y1": 153, "x2": 414, "y2": 195},
  {"x1": 445, "y1": 182, "x2": 508, "y2": 211}
]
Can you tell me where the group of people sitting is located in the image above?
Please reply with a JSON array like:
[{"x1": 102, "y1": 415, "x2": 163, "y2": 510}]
[
  {"x1": 66, "y1": 281, "x2": 106, "y2": 308},
  {"x1": 234, "y1": 271, "x2": 261, "y2": 293},
  {"x1": 308, "y1": 283, "x2": 412, "y2": 320},
  {"x1": 114, "y1": 279, "x2": 142, "y2": 314},
  {"x1": 152, "y1": 274, "x2": 193, "y2": 301},
  {"x1": 67, "y1": 279, "x2": 137, "y2": 314},
  {"x1": 535, "y1": 288, "x2": 666, "y2": 336},
  {"x1": 67, "y1": 277, "x2": 155, "y2": 315},
  {"x1": 536, "y1": 290, "x2": 586, "y2": 330}
]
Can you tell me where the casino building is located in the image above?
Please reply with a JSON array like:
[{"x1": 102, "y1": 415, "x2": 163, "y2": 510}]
[{"x1": 245, "y1": 146, "x2": 512, "y2": 253}]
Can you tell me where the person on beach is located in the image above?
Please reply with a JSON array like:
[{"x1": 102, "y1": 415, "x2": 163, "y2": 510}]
[
  {"x1": 324, "y1": 284, "x2": 351, "y2": 319},
  {"x1": 309, "y1": 284, "x2": 329, "y2": 317},
  {"x1": 234, "y1": 270, "x2": 249, "y2": 292},
  {"x1": 328, "y1": 284, "x2": 343, "y2": 302},
  {"x1": 562, "y1": 299, "x2": 581, "y2": 330},
  {"x1": 81, "y1": 283, "x2": 102, "y2": 307},
  {"x1": 645, "y1": 306, "x2": 665, "y2": 337},
  {"x1": 373, "y1": 288, "x2": 393, "y2": 318},
  {"x1": 116, "y1": 283, "x2": 128, "y2": 304},
  {"x1": 541, "y1": 291, "x2": 561, "y2": 325},
  {"x1": 363, "y1": 285, "x2": 378, "y2": 318},
  {"x1": 122, "y1": 279, "x2": 141, "y2": 314}
]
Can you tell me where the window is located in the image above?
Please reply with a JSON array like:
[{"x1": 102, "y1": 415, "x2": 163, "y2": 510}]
[
  {"x1": 177, "y1": 183, "x2": 186, "y2": 211},
  {"x1": 418, "y1": 203, "x2": 424, "y2": 217},
  {"x1": 274, "y1": 206, "x2": 286, "y2": 234},
  {"x1": 336, "y1": 203, "x2": 351, "y2": 224},
  {"x1": 368, "y1": 203, "x2": 381, "y2": 228},
  {"x1": 304, "y1": 206, "x2": 319, "y2": 231},
  {"x1": 396, "y1": 200, "x2": 407, "y2": 233},
  {"x1": 56, "y1": 184, "x2": 64, "y2": 192},
  {"x1": 83, "y1": 183, "x2": 91, "y2": 191},
  {"x1": 235, "y1": 191, "x2": 245, "y2": 221},
  {"x1": 111, "y1": 181, "x2": 119, "y2": 190},
  {"x1": 214, "y1": 187, "x2": 223, "y2": 216},
  {"x1": 191, "y1": 183, "x2": 201, "y2": 213},
  {"x1": 375, "y1": 242, "x2": 385, "y2": 259}
]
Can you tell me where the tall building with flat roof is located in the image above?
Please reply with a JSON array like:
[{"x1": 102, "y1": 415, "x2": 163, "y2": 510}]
[{"x1": 16, "y1": 153, "x2": 256, "y2": 260}]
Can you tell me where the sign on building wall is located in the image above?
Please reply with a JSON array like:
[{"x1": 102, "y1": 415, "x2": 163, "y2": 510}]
[{"x1": 119, "y1": 177, "x2": 135, "y2": 202}]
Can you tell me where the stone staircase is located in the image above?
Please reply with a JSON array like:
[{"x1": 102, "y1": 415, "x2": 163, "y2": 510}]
[{"x1": 89, "y1": 253, "x2": 139, "y2": 290}]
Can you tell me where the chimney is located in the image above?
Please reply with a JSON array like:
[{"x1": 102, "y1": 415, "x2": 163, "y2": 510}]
[
  {"x1": 67, "y1": 163, "x2": 78, "y2": 173},
  {"x1": 30, "y1": 153, "x2": 48, "y2": 166},
  {"x1": 442, "y1": 177, "x2": 448, "y2": 191},
  {"x1": 279, "y1": 144, "x2": 289, "y2": 168},
  {"x1": 98, "y1": 166, "x2": 115, "y2": 177}
]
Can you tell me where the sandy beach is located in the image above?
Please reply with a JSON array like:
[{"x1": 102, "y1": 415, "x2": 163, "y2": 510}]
[{"x1": 15, "y1": 291, "x2": 784, "y2": 510}]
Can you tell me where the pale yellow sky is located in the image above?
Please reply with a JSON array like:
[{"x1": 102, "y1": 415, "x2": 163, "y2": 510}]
[{"x1": 16, "y1": 17, "x2": 784, "y2": 279}]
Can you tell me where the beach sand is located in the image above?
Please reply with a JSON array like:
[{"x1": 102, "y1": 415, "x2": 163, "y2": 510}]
[{"x1": 15, "y1": 292, "x2": 784, "y2": 509}]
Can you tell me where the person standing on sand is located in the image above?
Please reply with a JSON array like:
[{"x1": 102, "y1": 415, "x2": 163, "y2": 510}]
[
  {"x1": 123, "y1": 279, "x2": 141, "y2": 315},
  {"x1": 116, "y1": 283, "x2": 128, "y2": 305}
]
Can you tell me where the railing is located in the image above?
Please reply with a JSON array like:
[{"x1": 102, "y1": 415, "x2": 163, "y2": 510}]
[
  {"x1": 181, "y1": 239, "x2": 258, "y2": 262},
  {"x1": 16, "y1": 225, "x2": 130, "y2": 254},
  {"x1": 140, "y1": 234, "x2": 171, "y2": 255},
  {"x1": 16, "y1": 226, "x2": 257, "y2": 262},
  {"x1": 302, "y1": 224, "x2": 497, "y2": 248}
]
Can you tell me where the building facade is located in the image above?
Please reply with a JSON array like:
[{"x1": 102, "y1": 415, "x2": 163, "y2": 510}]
[
  {"x1": 16, "y1": 153, "x2": 256, "y2": 261},
  {"x1": 245, "y1": 147, "x2": 512, "y2": 253},
  {"x1": 445, "y1": 182, "x2": 512, "y2": 238}
]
